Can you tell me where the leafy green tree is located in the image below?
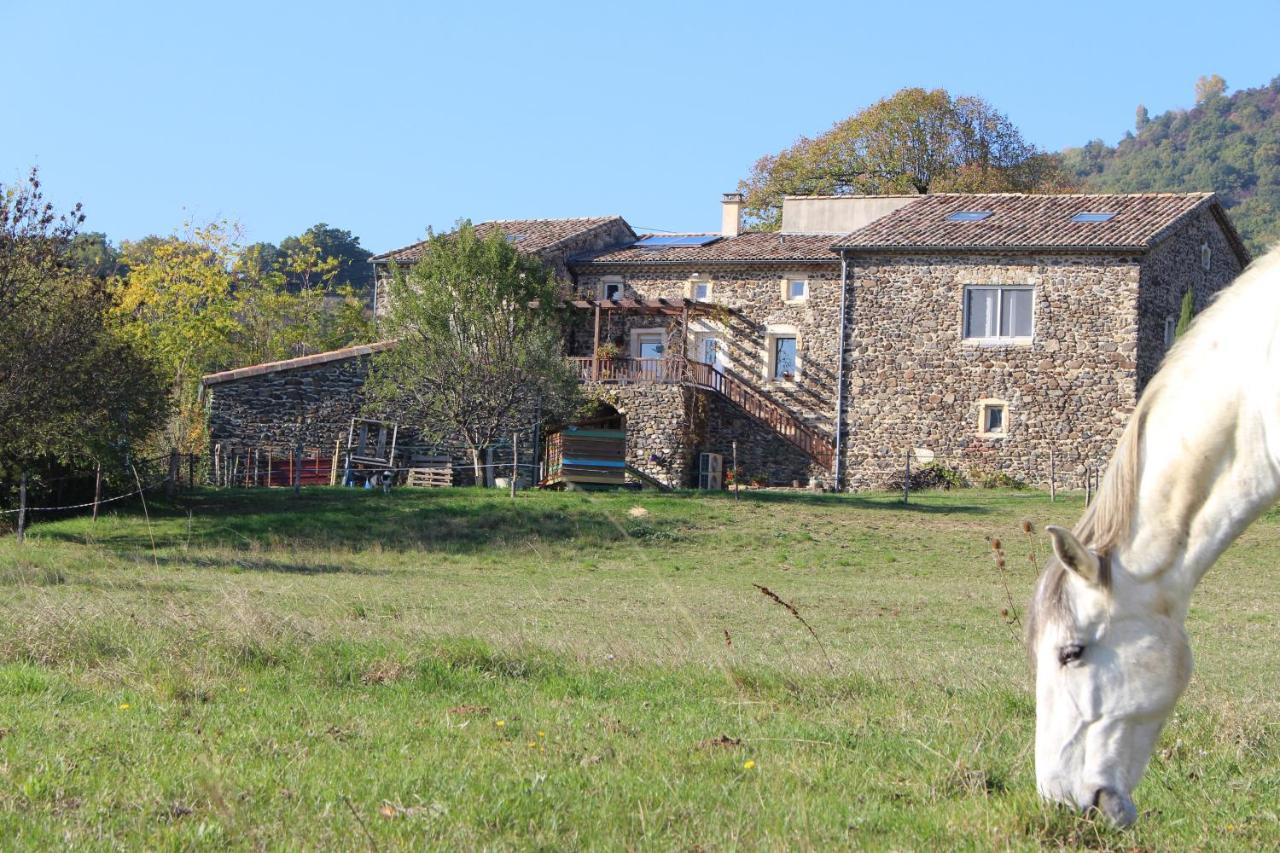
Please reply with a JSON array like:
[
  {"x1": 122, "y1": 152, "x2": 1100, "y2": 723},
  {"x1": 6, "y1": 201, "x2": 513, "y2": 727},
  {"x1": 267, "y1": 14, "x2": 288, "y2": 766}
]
[
  {"x1": 1195, "y1": 74, "x2": 1227, "y2": 104},
  {"x1": 1174, "y1": 289, "x2": 1195, "y2": 339},
  {"x1": 279, "y1": 224, "x2": 373, "y2": 293},
  {"x1": 738, "y1": 87, "x2": 1075, "y2": 228},
  {"x1": 67, "y1": 232, "x2": 122, "y2": 278},
  {"x1": 365, "y1": 222, "x2": 579, "y2": 481},
  {"x1": 0, "y1": 170, "x2": 166, "y2": 507}
]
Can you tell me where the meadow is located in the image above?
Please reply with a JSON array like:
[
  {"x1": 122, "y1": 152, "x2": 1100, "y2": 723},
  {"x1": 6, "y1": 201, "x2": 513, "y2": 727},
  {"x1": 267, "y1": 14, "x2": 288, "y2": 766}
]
[{"x1": 1, "y1": 486, "x2": 1278, "y2": 849}]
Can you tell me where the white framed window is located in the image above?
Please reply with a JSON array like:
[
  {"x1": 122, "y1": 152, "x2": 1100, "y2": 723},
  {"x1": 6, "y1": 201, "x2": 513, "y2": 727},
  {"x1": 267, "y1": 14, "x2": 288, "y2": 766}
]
[
  {"x1": 1163, "y1": 316, "x2": 1177, "y2": 349},
  {"x1": 600, "y1": 276, "x2": 624, "y2": 300},
  {"x1": 963, "y1": 286, "x2": 1033, "y2": 342},
  {"x1": 977, "y1": 399, "x2": 1008, "y2": 438},
  {"x1": 1201, "y1": 243, "x2": 1212, "y2": 272},
  {"x1": 781, "y1": 275, "x2": 809, "y2": 303},
  {"x1": 630, "y1": 328, "x2": 665, "y2": 359},
  {"x1": 689, "y1": 278, "x2": 713, "y2": 301},
  {"x1": 764, "y1": 325, "x2": 800, "y2": 381}
]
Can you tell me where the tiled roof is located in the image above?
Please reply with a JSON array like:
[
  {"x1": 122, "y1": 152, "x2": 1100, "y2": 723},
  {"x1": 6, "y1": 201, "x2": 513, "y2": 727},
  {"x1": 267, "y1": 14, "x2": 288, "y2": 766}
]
[
  {"x1": 201, "y1": 341, "x2": 395, "y2": 386},
  {"x1": 832, "y1": 193, "x2": 1222, "y2": 252},
  {"x1": 572, "y1": 232, "x2": 839, "y2": 266},
  {"x1": 373, "y1": 217, "x2": 627, "y2": 263}
]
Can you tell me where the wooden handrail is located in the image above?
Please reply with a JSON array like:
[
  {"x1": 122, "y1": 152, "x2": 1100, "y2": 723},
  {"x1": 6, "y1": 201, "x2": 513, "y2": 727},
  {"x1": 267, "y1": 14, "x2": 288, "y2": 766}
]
[
  {"x1": 684, "y1": 361, "x2": 835, "y2": 470},
  {"x1": 567, "y1": 356, "x2": 835, "y2": 471}
]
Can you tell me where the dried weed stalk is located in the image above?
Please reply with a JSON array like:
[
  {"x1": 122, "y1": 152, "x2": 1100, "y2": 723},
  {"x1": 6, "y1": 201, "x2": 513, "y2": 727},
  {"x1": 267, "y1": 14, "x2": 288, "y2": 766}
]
[{"x1": 752, "y1": 583, "x2": 833, "y2": 671}]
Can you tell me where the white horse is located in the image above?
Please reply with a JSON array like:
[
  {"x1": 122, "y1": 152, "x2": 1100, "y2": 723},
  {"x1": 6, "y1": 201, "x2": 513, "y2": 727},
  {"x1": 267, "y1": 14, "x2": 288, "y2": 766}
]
[{"x1": 1027, "y1": 245, "x2": 1280, "y2": 826}]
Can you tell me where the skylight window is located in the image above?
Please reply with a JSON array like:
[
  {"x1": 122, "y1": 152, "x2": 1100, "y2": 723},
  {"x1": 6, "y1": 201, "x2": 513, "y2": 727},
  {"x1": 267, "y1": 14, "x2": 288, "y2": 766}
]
[
  {"x1": 1071, "y1": 212, "x2": 1115, "y2": 223},
  {"x1": 505, "y1": 234, "x2": 526, "y2": 243},
  {"x1": 946, "y1": 211, "x2": 992, "y2": 222}
]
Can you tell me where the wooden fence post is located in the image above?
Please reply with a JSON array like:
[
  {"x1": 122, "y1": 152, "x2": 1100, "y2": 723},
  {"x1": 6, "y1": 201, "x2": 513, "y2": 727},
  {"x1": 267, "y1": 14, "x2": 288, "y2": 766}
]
[
  {"x1": 511, "y1": 431, "x2": 518, "y2": 498},
  {"x1": 330, "y1": 438, "x2": 341, "y2": 487},
  {"x1": 903, "y1": 449, "x2": 911, "y2": 504},
  {"x1": 293, "y1": 442, "x2": 302, "y2": 496},
  {"x1": 93, "y1": 462, "x2": 103, "y2": 522},
  {"x1": 188, "y1": 453, "x2": 195, "y2": 492},
  {"x1": 1049, "y1": 449, "x2": 1057, "y2": 502},
  {"x1": 166, "y1": 449, "x2": 179, "y2": 498},
  {"x1": 16, "y1": 471, "x2": 27, "y2": 544},
  {"x1": 1085, "y1": 466, "x2": 1092, "y2": 505}
]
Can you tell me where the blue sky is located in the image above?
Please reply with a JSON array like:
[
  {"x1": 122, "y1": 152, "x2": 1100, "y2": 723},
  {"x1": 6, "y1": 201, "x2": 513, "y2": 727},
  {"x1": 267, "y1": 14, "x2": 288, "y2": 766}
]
[{"x1": 4, "y1": 0, "x2": 1278, "y2": 253}]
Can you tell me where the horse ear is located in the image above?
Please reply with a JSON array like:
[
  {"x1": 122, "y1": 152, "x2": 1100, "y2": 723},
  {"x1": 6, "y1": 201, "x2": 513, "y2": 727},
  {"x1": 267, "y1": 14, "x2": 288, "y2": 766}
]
[{"x1": 1046, "y1": 525, "x2": 1103, "y2": 586}]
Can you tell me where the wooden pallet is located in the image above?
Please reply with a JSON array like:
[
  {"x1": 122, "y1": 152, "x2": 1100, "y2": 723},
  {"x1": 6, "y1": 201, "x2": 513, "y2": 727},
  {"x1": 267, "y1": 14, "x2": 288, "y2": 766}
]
[{"x1": 405, "y1": 454, "x2": 453, "y2": 488}]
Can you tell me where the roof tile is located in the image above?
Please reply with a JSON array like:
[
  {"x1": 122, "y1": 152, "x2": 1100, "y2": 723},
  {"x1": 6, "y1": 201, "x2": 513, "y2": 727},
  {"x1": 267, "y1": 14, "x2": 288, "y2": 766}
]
[
  {"x1": 373, "y1": 217, "x2": 625, "y2": 263},
  {"x1": 833, "y1": 193, "x2": 1218, "y2": 251}
]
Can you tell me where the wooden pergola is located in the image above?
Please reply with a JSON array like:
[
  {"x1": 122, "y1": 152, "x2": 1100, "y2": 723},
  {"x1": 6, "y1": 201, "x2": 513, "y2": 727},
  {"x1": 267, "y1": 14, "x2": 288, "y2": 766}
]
[{"x1": 561, "y1": 298, "x2": 721, "y2": 364}]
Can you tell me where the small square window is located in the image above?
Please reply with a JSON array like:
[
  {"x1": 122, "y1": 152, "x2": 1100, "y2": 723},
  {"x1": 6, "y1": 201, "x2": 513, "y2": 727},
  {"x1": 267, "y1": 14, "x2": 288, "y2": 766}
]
[
  {"x1": 601, "y1": 278, "x2": 623, "y2": 300},
  {"x1": 978, "y1": 401, "x2": 1008, "y2": 437},
  {"x1": 691, "y1": 280, "x2": 711, "y2": 301},
  {"x1": 1201, "y1": 243, "x2": 1212, "y2": 271},
  {"x1": 783, "y1": 278, "x2": 808, "y2": 301}
]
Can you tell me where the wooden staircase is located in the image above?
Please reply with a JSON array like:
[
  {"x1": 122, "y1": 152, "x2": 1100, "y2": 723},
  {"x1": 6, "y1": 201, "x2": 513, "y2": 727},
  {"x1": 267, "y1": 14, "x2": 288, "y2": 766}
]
[
  {"x1": 684, "y1": 361, "x2": 835, "y2": 471},
  {"x1": 567, "y1": 356, "x2": 837, "y2": 471}
]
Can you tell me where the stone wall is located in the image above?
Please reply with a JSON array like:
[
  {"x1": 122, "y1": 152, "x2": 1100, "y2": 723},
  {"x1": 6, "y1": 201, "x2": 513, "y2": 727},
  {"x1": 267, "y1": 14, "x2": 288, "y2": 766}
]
[
  {"x1": 206, "y1": 353, "x2": 375, "y2": 454},
  {"x1": 572, "y1": 263, "x2": 844, "y2": 432},
  {"x1": 589, "y1": 384, "x2": 695, "y2": 488},
  {"x1": 1136, "y1": 206, "x2": 1247, "y2": 391},
  {"x1": 841, "y1": 253, "x2": 1144, "y2": 490},
  {"x1": 698, "y1": 391, "x2": 817, "y2": 486}
]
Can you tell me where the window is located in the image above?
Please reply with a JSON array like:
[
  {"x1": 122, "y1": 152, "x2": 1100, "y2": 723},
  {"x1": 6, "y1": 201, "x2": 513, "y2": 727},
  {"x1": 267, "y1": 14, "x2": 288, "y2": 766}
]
[
  {"x1": 1071, "y1": 212, "x2": 1115, "y2": 223},
  {"x1": 1164, "y1": 316, "x2": 1177, "y2": 349},
  {"x1": 1201, "y1": 243, "x2": 1212, "y2": 272},
  {"x1": 964, "y1": 286, "x2": 1033, "y2": 341},
  {"x1": 600, "y1": 276, "x2": 624, "y2": 300},
  {"x1": 631, "y1": 329, "x2": 665, "y2": 359},
  {"x1": 947, "y1": 211, "x2": 992, "y2": 222},
  {"x1": 690, "y1": 279, "x2": 712, "y2": 301},
  {"x1": 977, "y1": 400, "x2": 1008, "y2": 438},
  {"x1": 772, "y1": 336, "x2": 797, "y2": 379},
  {"x1": 781, "y1": 275, "x2": 809, "y2": 302}
]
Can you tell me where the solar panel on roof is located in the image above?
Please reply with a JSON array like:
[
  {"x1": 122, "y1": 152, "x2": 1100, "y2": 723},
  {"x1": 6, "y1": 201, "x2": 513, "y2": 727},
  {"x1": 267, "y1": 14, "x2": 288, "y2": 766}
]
[
  {"x1": 633, "y1": 235, "x2": 722, "y2": 248},
  {"x1": 1071, "y1": 212, "x2": 1116, "y2": 223},
  {"x1": 946, "y1": 211, "x2": 993, "y2": 222}
]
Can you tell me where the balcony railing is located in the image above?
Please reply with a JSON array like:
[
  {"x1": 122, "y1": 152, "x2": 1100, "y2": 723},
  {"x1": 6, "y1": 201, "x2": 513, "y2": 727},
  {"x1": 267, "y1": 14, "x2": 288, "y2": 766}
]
[{"x1": 568, "y1": 357, "x2": 683, "y2": 384}]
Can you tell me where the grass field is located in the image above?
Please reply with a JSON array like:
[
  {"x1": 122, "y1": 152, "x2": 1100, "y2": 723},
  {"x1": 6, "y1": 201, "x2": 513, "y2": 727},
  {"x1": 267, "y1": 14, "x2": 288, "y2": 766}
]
[{"x1": 1, "y1": 486, "x2": 1279, "y2": 849}]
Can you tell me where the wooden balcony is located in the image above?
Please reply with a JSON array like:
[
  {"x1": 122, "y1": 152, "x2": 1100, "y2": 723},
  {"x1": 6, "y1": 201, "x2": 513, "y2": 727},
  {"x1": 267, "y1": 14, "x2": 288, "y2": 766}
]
[{"x1": 568, "y1": 357, "x2": 683, "y2": 384}]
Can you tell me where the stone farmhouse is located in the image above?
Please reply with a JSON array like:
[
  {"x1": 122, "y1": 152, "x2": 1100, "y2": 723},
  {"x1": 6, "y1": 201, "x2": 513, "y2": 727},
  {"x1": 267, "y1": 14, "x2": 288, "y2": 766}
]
[{"x1": 202, "y1": 191, "x2": 1248, "y2": 490}]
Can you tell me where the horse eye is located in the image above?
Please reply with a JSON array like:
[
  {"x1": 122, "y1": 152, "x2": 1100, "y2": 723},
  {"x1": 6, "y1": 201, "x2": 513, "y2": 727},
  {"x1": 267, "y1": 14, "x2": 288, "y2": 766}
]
[{"x1": 1058, "y1": 644, "x2": 1085, "y2": 666}]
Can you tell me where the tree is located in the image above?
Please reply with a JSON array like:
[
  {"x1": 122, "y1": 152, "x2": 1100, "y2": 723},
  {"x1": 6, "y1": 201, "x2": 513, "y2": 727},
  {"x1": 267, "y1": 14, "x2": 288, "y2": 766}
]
[
  {"x1": 1174, "y1": 289, "x2": 1195, "y2": 339},
  {"x1": 365, "y1": 222, "x2": 580, "y2": 481},
  {"x1": 1135, "y1": 104, "x2": 1150, "y2": 132},
  {"x1": 0, "y1": 169, "x2": 166, "y2": 506},
  {"x1": 1195, "y1": 74, "x2": 1227, "y2": 104},
  {"x1": 738, "y1": 88, "x2": 1075, "y2": 228},
  {"x1": 279, "y1": 224, "x2": 373, "y2": 293},
  {"x1": 67, "y1": 232, "x2": 121, "y2": 278}
]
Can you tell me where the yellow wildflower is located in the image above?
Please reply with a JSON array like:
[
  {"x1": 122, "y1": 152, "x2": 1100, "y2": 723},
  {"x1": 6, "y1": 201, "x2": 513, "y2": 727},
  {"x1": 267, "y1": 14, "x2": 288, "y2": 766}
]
[
  {"x1": 742, "y1": 759, "x2": 756, "y2": 770},
  {"x1": 119, "y1": 703, "x2": 130, "y2": 710},
  {"x1": 495, "y1": 720, "x2": 505, "y2": 728}
]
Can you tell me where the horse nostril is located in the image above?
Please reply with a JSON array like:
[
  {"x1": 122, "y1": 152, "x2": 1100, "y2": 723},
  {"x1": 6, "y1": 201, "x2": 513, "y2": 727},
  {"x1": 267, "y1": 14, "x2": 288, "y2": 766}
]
[{"x1": 1092, "y1": 787, "x2": 1137, "y2": 828}]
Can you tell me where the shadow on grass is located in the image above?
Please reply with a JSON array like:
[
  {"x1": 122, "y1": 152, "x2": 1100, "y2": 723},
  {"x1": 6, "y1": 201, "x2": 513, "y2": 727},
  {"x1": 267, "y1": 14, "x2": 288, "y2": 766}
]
[
  {"x1": 41, "y1": 487, "x2": 637, "y2": 555},
  {"x1": 715, "y1": 489, "x2": 991, "y2": 515}
]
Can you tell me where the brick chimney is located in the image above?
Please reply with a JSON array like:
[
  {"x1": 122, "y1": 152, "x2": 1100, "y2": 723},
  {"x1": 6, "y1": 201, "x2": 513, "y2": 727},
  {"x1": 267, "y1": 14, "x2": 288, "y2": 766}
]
[{"x1": 721, "y1": 192, "x2": 744, "y2": 237}]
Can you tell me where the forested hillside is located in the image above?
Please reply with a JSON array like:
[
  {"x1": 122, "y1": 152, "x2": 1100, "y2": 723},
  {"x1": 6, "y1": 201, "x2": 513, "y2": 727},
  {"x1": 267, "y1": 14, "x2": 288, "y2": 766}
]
[{"x1": 1062, "y1": 76, "x2": 1280, "y2": 255}]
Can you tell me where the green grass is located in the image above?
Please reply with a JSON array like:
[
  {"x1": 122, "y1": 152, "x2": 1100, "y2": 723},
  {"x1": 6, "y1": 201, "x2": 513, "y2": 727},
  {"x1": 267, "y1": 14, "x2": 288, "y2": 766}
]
[{"x1": 1, "y1": 486, "x2": 1279, "y2": 849}]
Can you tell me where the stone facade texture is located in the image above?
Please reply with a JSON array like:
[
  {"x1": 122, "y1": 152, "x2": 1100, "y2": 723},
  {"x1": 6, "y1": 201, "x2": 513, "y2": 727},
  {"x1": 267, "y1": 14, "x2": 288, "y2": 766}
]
[
  {"x1": 209, "y1": 197, "x2": 1248, "y2": 494},
  {"x1": 1135, "y1": 206, "x2": 1246, "y2": 391},
  {"x1": 572, "y1": 264, "x2": 843, "y2": 433},
  {"x1": 206, "y1": 353, "x2": 374, "y2": 454}
]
